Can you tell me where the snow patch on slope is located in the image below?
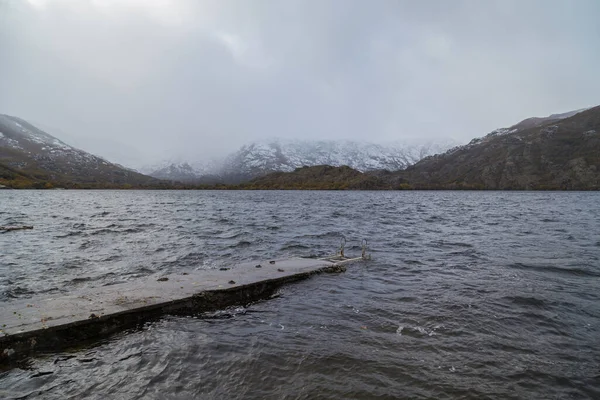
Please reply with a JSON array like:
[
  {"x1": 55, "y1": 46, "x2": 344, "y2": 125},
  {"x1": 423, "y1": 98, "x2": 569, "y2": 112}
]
[
  {"x1": 145, "y1": 138, "x2": 458, "y2": 182},
  {"x1": 0, "y1": 114, "x2": 125, "y2": 176}
]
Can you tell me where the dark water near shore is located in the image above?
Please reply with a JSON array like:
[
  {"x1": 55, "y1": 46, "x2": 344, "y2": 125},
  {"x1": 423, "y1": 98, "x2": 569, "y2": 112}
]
[{"x1": 1, "y1": 190, "x2": 599, "y2": 399}]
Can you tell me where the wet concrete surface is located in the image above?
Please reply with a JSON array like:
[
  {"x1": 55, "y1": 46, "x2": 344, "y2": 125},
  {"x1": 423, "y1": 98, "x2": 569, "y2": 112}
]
[{"x1": 0, "y1": 258, "x2": 345, "y2": 362}]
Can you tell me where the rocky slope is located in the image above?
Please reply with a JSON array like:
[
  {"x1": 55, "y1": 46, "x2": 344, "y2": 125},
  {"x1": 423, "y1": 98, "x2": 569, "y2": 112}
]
[
  {"x1": 239, "y1": 165, "x2": 388, "y2": 190},
  {"x1": 396, "y1": 106, "x2": 600, "y2": 189},
  {"x1": 509, "y1": 108, "x2": 589, "y2": 131},
  {"x1": 0, "y1": 114, "x2": 159, "y2": 187},
  {"x1": 145, "y1": 138, "x2": 457, "y2": 183}
]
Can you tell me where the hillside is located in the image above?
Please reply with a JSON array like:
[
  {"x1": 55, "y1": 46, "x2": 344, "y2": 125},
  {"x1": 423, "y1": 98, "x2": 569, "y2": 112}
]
[
  {"x1": 509, "y1": 108, "x2": 589, "y2": 131},
  {"x1": 238, "y1": 165, "x2": 390, "y2": 190},
  {"x1": 0, "y1": 115, "x2": 161, "y2": 188},
  {"x1": 397, "y1": 106, "x2": 600, "y2": 190},
  {"x1": 2, "y1": 105, "x2": 598, "y2": 190},
  {"x1": 143, "y1": 138, "x2": 457, "y2": 183},
  {"x1": 146, "y1": 161, "x2": 223, "y2": 184}
]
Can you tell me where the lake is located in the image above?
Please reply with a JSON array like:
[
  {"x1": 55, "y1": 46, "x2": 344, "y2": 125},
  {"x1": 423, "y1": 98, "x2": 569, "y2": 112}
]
[{"x1": 1, "y1": 190, "x2": 599, "y2": 399}]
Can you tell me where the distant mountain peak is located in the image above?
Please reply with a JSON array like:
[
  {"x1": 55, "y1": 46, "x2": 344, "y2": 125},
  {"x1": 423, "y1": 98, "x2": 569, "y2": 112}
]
[
  {"x1": 509, "y1": 107, "x2": 591, "y2": 132},
  {"x1": 0, "y1": 114, "x2": 157, "y2": 187},
  {"x1": 403, "y1": 105, "x2": 600, "y2": 189},
  {"x1": 143, "y1": 138, "x2": 458, "y2": 183},
  {"x1": 437, "y1": 107, "x2": 594, "y2": 158}
]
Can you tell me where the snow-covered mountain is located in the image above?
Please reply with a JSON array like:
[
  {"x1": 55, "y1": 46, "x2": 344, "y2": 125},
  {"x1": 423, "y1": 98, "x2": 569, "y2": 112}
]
[
  {"x1": 140, "y1": 159, "x2": 224, "y2": 184},
  {"x1": 0, "y1": 114, "x2": 156, "y2": 185},
  {"x1": 144, "y1": 138, "x2": 458, "y2": 183},
  {"x1": 438, "y1": 107, "x2": 592, "y2": 158},
  {"x1": 144, "y1": 109, "x2": 591, "y2": 184},
  {"x1": 1, "y1": 114, "x2": 92, "y2": 162},
  {"x1": 402, "y1": 106, "x2": 600, "y2": 190}
]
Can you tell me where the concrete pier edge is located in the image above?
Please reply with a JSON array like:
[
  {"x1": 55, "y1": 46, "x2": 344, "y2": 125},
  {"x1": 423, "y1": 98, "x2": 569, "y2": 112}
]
[{"x1": 0, "y1": 260, "x2": 347, "y2": 364}]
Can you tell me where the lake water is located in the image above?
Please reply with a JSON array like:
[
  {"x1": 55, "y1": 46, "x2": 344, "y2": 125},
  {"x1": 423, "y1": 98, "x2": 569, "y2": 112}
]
[{"x1": 1, "y1": 190, "x2": 599, "y2": 399}]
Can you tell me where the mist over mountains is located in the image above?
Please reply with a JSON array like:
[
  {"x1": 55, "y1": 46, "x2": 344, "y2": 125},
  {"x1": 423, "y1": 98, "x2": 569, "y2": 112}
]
[
  {"x1": 1, "y1": 105, "x2": 598, "y2": 190},
  {"x1": 234, "y1": 106, "x2": 600, "y2": 190},
  {"x1": 0, "y1": 111, "x2": 457, "y2": 187},
  {"x1": 141, "y1": 138, "x2": 459, "y2": 184}
]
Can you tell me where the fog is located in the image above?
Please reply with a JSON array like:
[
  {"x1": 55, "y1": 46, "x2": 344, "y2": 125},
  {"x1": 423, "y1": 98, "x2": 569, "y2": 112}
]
[{"x1": 1, "y1": 0, "x2": 598, "y2": 167}]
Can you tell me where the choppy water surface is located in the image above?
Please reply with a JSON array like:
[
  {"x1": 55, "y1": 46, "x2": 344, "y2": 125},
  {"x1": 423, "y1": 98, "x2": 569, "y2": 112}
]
[{"x1": 1, "y1": 190, "x2": 599, "y2": 399}]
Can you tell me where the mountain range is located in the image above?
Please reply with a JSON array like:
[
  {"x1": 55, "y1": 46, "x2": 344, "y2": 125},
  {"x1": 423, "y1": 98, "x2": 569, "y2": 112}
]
[
  {"x1": 241, "y1": 106, "x2": 600, "y2": 190},
  {"x1": 142, "y1": 138, "x2": 458, "y2": 183},
  {"x1": 1, "y1": 105, "x2": 598, "y2": 190}
]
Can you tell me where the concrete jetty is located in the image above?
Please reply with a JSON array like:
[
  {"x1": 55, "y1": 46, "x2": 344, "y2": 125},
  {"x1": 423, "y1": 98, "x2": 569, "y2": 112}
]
[{"x1": 0, "y1": 257, "x2": 350, "y2": 362}]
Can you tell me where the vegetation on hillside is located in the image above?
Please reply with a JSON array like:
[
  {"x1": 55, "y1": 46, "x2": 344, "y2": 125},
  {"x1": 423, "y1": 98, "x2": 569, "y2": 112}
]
[
  {"x1": 0, "y1": 162, "x2": 201, "y2": 189},
  {"x1": 234, "y1": 165, "x2": 393, "y2": 190},
  {"x1": 395, "y1": 106, "x2": 600, "y2": 190},
  {"x1": 2, "y1": 106, "x2": 599, "y2": 191}
]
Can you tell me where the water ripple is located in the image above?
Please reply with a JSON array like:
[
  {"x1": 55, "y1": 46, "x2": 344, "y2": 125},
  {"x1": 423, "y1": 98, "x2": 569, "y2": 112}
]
[{"x1": 0, "y1": 190, "x2": 599, "y2": 399}]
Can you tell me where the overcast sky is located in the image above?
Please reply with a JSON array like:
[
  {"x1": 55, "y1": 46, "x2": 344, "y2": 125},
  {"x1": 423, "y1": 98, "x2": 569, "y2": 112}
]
[{"x1": 0, "y1": 0, "x2": 598, "y2": 167}]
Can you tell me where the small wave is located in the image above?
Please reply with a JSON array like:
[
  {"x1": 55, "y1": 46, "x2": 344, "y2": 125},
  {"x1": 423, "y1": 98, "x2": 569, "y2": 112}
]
[
  {"x1": 228, "y1": 241, "x2": 251, "y2": 249},
  {"x1": 298, "y1": 231, "x2": 342, "y2": 240},
  {"x1": 507, "y1": 262, "x2": 600, "y2": 277},
  {"x1": 201, "y1": 306, "x2": 248, "y2": 319},
  {"x1": 330, "y1": 211, "x2": 346, "y2": 218},
  {"x1": 488, "y1": 341, "x2": 537, "y2": 354},
  {"x1": 63, "y1": 260, "x2": 84, "y2": 269},
  {"x1": 506, "y1": 369, "x2": 576, "y2": 388},
  {"x1": 404, "y1": 260, "x2": 424, "y2": 265},
  {"x1": 3, "y1": 286, "x2": 36, "y2": 298},
  {"x1": 123, "y1": 227, "x2": 143, "y2": 234},
  {"x1": 217, "y1": 232, "x2": 248, "y2": 240},
  {"x1": 431, "y1": 240, "x2": 474, "y2": 249},
  {"x1": 89, "y1": 228, "x2": 118, "y2": 236},
  {"x1": 389, "y1": 241, "x2": 418, "y2": 249},
  {"x1": 102, "y1": 255, "x2": 122, "y2": 262},
  {"x1": 396, "y1": 324, "x2": 440, "y2": 337},
  {"x1": 517, "y1": 311, "x2": 568, "y2": 330},
  {"x1": 132, "y1": 267, "x2": 155, "y2": 275},
  {"x1": 56, "y1": 231, "x2": 85, "y2": 238},
  {"x1": 178, "y1": 252, "x2": 206, "y2": 262},
  {"x1": 395, "y1": 296, "x2": 418, "y2": 302},
  {"x1": 79, "y1": 241, "x2": 94, "y2": 250},
  {"x1": 280, "y1": 243, "x2": 310, "y2": 251},
  {"x1": 163, "y1": 252, "x2": 207, "y2": 267},
  {"x1": 503, "y1": 295, "x2": 548, "y2": 309},
  {"x1": 448, "y1": 249, "x2": 483, "y2": 261},
  {"x1": 69, "y1": 276, "x2": 94, "y2": 284}
]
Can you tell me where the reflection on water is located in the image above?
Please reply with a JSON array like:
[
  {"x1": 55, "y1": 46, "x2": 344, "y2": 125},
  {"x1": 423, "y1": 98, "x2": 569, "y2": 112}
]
[{"x1": 1, "y1": 190, "x2": 599, "y2": 399}]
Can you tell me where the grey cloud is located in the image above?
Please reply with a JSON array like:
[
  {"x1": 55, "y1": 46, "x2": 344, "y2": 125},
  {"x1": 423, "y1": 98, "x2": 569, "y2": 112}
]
[{"x1": 0, "y1": 0, "x2": 598, "y2": 167}]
